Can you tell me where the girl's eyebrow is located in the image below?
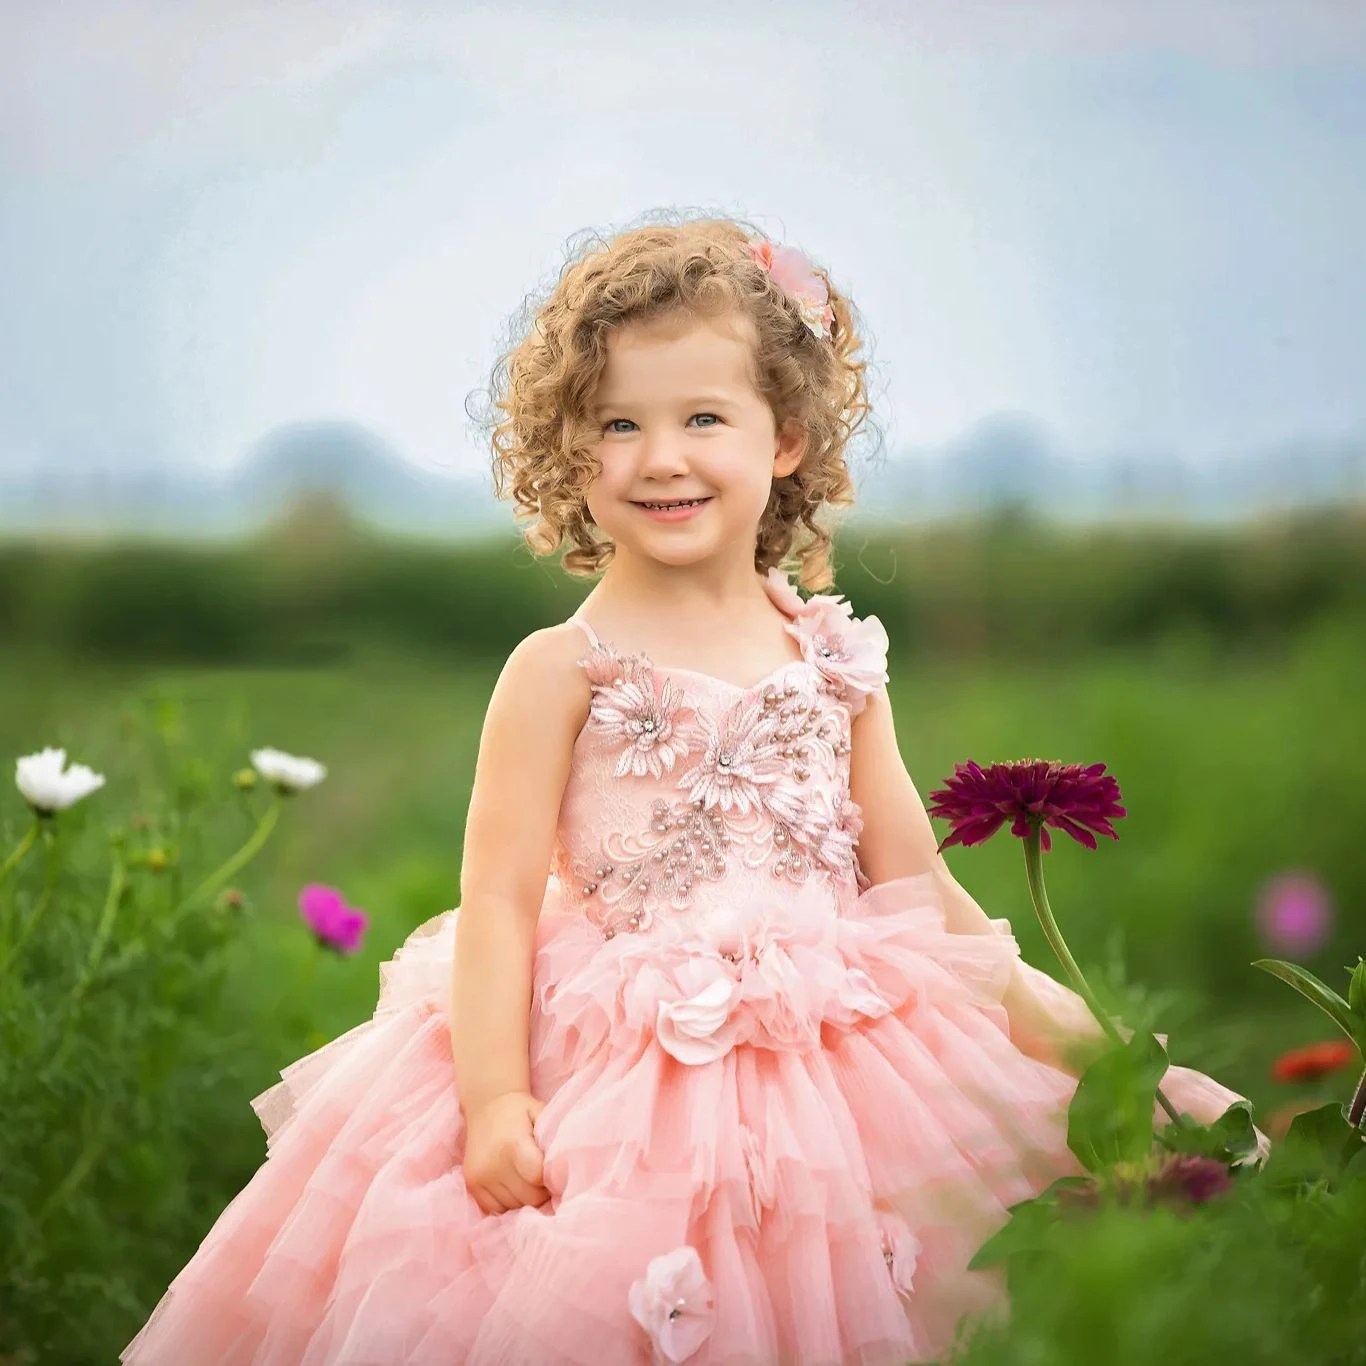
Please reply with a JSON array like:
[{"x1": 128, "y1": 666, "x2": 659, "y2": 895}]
[{"x1": 593, "y1": 393, "x2": 738, "y2": 414}]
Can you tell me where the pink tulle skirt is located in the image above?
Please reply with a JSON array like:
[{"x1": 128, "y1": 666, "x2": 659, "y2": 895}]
[{"x1": 120, "y1": 873, "x2": 1191, "y2": 1364}]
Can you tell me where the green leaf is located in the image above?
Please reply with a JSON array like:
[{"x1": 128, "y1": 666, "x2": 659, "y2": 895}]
[
  {"x1": 1261, "y1": 1100, "x2": 1363, "y2": 1189},
  {"x1": 967, "y1": 1183, "x2": 1083, "y2": 1270},
  {"x1": 1345, "y1": 1136, "x2": 1366, "y2": 1183},
  {"x1": 1066, "y1": 1029, "x2": 1168, "y2": 1173},
  {"x1": 1158, "y1": 1100, "x2": 1259, "y2": 1162},
  {"x1": 1251, "y1": 959, "x2": 1359, "y2": 1044},
  {"x1": 1348, "y1": 956, "x2": 1366, "y2": 1020},
  {"x1": 1284, "y1": 1100, "x2": 1351, "y2": 1154}
]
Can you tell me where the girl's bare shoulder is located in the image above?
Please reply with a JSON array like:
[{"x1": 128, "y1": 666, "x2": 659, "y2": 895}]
[{"x1": 485, "y1": 621, "x2": 593, "y2": 731}]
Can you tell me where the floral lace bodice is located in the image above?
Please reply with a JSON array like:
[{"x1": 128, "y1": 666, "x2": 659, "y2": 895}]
[{"x1": 550, "y1": 568, "x2": 890, "y2": 941}]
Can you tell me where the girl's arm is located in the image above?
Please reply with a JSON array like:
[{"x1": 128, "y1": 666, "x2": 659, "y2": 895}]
[
  {"x1": 450, "y1": 625, "x2": 590, "y2": 1117},
  {"x1": 848, "y1": 685, "x2": 1142, "y2": 1069},
  {"x1": 847, "y1": 686, "x2": 1269, "y2": 1156},
  {"x1": 847, "y1": 686, "x2": 1013, "y2": 939}
]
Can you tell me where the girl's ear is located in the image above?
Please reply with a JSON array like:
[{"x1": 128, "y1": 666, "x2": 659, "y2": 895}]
[{"x1": 772, "y1": 419, "x2": 806, "y2": 479}]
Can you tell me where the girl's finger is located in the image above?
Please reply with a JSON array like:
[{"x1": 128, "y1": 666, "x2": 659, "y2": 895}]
[
  {"x1": 487, "y1": 1179, "x2": 524, "y2": 1212},
  {"x1": 500, "y1": 1171, "x2": 548, "y2": 1209},
  {"x1": 471, "y1": 1181, "x2": 507, "y2": 1216},
  {"x1": 512, "y1": 1136, "x2": 545, "y2": 1186}
]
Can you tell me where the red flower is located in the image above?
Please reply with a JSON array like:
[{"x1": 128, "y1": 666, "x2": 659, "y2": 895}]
[
  {"x1": 926, "y1": 759, "x2": 1127, "y2": 853},
  {"x1": 1270, "y1": 1038, "x2": 1358, "y2": 1084}
]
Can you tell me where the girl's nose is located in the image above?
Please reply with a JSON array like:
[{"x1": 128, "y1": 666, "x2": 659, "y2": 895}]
[{"x1": 638, "y1": 436, "x2": 691, "y2": 477}]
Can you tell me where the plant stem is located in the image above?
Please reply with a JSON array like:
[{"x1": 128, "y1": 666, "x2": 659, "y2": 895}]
[
  {"x1": 32, "y1": 1096, "x2": 108, "y2": 1238},
  {"x1": 0, "y1": 816, "x2": 40, "y2": 887},
  {"x1": 1021, "y1": 830, "x2": 1184, "y2": 1129},
  {"x1": 71, "y1": 851, "x2": 128, "y2": 1000},
  {"x1": 171, "y1": 795, "x2": 282, "y2": 922},
  {"x1": 0, "y1": 825, "x2": 60, "y2": 977},
  {"x1": 0, "y1": 883, "x2": 53, "y2": 977},
  {"x1": 1350, "y1": 1063, "x2": 1366, "y2": 1130}
]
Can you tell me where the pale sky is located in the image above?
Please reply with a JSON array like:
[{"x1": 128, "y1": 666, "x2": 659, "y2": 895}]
[{"x1": 2, "y1": 0, "x2": 1363, "y2": 482}]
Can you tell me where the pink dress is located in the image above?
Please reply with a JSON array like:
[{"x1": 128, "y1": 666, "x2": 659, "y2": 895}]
[{"x1": 123, "y1": 569, "x2": 1257, "y2": 1365}]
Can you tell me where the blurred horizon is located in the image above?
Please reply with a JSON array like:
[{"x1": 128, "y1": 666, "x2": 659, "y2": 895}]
[
  {"x1": 3, "y1": 0, "x2": 1365, "y2": 517},
  {"x1": 3, "y1": 410, "x2": 1363, "y2": 541}
]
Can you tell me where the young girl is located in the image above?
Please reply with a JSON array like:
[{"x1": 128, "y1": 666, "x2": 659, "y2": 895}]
[{"x1": 123, "y1": 216, "x2": 1263, "y2": 1366}]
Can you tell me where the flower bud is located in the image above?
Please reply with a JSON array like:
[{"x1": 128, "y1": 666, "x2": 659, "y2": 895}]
[{"x1": 233, "y1": 768, "x2": 259, "y2": 791}]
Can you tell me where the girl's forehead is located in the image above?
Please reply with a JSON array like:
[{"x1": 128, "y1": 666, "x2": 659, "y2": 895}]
[{"x1": 596, "y1": 314, "x2": 757, "y2": 396}]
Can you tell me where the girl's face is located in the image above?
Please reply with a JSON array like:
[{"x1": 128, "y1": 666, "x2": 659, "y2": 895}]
[{"x1": 583, "y1": 311, "x2": 804, "y2": 574}]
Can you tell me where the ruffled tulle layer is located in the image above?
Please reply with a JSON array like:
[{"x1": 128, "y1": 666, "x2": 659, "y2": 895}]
[{"x1": 121, "y1": 873, "x2": 1220, "y2": 1365}]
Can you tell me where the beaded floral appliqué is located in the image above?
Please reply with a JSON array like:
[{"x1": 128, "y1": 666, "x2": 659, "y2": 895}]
[
  {"x1": 581, "y1": 644, "x2": 694, "y2": 779},
  {"x1": 569, "y1": 576, "x2": 888, "y2": 939}
]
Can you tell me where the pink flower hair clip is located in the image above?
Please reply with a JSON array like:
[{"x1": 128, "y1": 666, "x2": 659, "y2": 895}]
[{"x1": 747, "y1": 238, "x2": 837, "y2": 341}]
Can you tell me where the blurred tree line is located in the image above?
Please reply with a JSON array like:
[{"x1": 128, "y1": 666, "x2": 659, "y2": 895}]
[{"x1": 1, "y1": 496, "x2": 1363, "y2": 667}]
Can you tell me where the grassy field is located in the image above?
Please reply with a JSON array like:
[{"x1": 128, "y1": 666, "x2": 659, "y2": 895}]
[
  {"x1": 2, "y1": 543, "x2": 1363, "y2": 1361},
  {"x1": 5, "y1": 609, "x2": 1360, "y2": 1101}
]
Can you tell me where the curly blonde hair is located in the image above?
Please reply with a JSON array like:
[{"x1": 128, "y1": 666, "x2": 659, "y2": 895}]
[{"x1": 469, "y1": 209, "x2": 882, "y2": 591}]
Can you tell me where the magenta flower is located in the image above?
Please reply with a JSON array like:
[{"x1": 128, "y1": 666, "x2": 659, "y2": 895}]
[
  {"x1": 926, "y1": 759, "x2": 1126, "y2": 853},
  {"x1": 1254, "y1": 871, "x2": 1334, "y2": 958},
  {"x1": 299, "y1": 883, "x2": 369, "y2": 955}
]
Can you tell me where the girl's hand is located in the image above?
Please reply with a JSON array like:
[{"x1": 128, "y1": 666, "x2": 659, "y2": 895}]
[{"x1": 462, "y1": 1090, "x2": 550, "y2": 1215}]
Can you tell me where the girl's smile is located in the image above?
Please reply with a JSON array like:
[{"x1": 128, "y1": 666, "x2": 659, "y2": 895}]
[{"x1": 632, "y1": 496, "x2": 714, "y2": 522}]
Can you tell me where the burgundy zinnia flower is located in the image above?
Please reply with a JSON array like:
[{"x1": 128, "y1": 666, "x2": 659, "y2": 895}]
[
  {"x1": 1270, "y1": 1038, "x2": 1357, "y2": 1085},
  {"x1": 926, "y1": 759, "x2": 1127, "y2": 853},
  {"x1": 299, "y1": 883, "x2": 369, "y2": 955},
  {"x1": 1146, "y1": 1153, "x2": 1233, "y2": 1208}
]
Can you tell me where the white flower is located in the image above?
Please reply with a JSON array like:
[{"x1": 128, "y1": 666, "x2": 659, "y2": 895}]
[
  {"x1": 15, "y1": 747, "x2": 105, "y2": 814},
  {"x1": 656, "y1": 970, "x2": 741, "y2": 1065},
  {"x1": 628, "y1": 1245, "x2": 715, "y2": 1364},
  {"x1": 250, "y1": 747, "x2": 326, "y2": 793}
]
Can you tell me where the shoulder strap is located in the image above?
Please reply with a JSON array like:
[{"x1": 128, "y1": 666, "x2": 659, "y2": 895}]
[{"x1": 567, "y1": 611, "x2": 603, "y2": 651}]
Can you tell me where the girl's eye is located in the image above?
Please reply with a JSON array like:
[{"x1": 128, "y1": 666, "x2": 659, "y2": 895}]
[{"x1": 603, "y1": 413, "x2": 722, "y2": 433}]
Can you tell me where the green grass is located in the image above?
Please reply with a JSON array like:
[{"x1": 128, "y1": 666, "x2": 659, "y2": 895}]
[
  {"x1": 4, "y1": 613, "x2": 1361, "y2": 1108},
  {"x1": 2, "y1": 608, "x2": 1363, "y2": 1362}
]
